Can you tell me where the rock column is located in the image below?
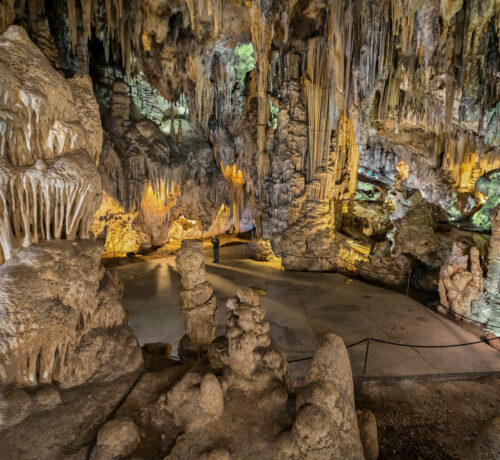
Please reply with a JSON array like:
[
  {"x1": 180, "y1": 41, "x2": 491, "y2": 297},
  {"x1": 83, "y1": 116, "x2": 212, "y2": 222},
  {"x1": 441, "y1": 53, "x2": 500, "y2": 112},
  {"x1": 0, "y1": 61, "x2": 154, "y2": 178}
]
[{"x1": 175, "y1": 239, "x2": 218, "y2": 355}]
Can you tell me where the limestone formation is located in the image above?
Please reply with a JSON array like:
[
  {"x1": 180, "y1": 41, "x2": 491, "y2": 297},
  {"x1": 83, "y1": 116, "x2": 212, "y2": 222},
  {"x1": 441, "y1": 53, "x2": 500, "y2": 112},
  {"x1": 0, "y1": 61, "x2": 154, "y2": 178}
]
[
  {"x1": 175, "y1": 239, "x2": 218, "y2": 354},
  {"x1": 475, "y1": 205, "x2": 500, "y2": 332},
  {"x1": 91, "y1": 417, "x2": 141, "y2": 460},
  {"x1": 214, "y1": 287, "x2": 289, "y2": 392},
  {"x1": 165, "y1": 372, "x2": 224, "y2": 432},
  {"x1": 0, "y1": 26, "x2": 103, "y2": 264},
  {"x1": 439, "y1": 242, "x2": 483, "y2": 317},
  {"x1": 0, "y1": 240, "x2": 143, "y2": 387},
  {"x1": 391, "y1": 191, "x2": 452, "y2": 268},
  {"x1": 275, "y1": 333, "x2": 364, "y2": 459},
  {"x1": 358, "y1": 410, "x2": 379, "y2": 460},
  {"x1": 0, "y1": 1, "x2": 499, "y2": 458}
]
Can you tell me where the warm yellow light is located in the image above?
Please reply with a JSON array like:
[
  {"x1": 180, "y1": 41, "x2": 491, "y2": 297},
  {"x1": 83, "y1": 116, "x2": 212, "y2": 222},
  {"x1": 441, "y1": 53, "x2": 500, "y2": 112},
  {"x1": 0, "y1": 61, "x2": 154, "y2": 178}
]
[
  {"x1": 92, "y1": 192, "x2": 141, "y2": 256},
  {"x1": 221, "y1": 162, "x2": 244, "y2": 185}
]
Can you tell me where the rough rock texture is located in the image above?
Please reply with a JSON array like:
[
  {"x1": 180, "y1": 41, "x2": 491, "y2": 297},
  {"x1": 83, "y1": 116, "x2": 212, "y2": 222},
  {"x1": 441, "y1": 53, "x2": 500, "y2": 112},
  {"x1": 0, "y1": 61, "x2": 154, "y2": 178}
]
[
  {"x1": 439, "y1": 242, "x2": 483, "y2": 316},
  {"x1": 165, "y1": 371, "x2": 224, "y2": 432},
  {"x1": 462, "y1": 417, "x2": 500, "y2": 460},
  {"x1": 0, "y1": 372, "x2": 140, "y2": 459},
  {"x1": 391, "y1": 191, "x2": 451, "y2": 268},
  {"x1": 358, "y1": 410, "x2": 379, "y2": 460},
  {"x1": 175, "y1": 239, "x2": 218, "y2": 354},
  {"x1": 91, "y1": 416, "x2": 141, "y2": 460},
  {"x1": 475, "y1": 205, "x2": 500, "y2": 332},
  {"x1": 0, "y1": 239, "x2": 143, "y2": 387},
  {"x1": 0, "y1": 26, "x2": 103, "y2": 263},
  {"x1": 213, "y1": 287, "x2": 289, "y2": 393},
  {"x1": 275, "y1": 333, "x2": 364, "y2": 459}
]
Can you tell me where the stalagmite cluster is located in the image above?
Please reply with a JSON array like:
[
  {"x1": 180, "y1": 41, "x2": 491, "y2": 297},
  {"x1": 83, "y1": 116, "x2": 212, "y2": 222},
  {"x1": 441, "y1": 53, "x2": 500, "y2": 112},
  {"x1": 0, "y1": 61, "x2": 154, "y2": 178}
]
[
  {"x1": 439, "y1": 242, "x2": 483, "y2": 317},
  {"x1": 175, "y1": 239, "x2": 218, "y2": 355},
  {"x1": 210, "y1": 287, "x2": 289, "y2": 392}
]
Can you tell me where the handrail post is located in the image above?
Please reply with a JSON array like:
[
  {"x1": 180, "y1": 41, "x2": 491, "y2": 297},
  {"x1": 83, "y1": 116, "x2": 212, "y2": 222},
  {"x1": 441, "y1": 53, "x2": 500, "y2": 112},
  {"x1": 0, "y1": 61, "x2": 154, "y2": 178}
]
[
  {"x1": 363, "y1": 338, "x2": 370, "y2": 375},
  {"x1": 406, "y1": 270, "x2": 411, "y2": 296}
]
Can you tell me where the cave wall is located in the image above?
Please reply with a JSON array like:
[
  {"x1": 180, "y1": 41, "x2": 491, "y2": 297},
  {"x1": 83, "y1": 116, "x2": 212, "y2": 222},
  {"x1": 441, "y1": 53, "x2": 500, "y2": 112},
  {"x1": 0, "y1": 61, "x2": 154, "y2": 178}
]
[{"x1": 1, "y1": 0, "x2": 498, "y2": 260}]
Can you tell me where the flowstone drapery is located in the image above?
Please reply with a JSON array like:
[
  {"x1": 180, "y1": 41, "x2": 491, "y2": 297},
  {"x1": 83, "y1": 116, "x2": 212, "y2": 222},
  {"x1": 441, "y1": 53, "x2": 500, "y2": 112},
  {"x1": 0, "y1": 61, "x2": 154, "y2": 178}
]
[
  {"x1": 0, "y1": 25, "x2": 142, "y2": 389},
  {"x1": 0, "y1": 26, "x2": 102, "y2": 263}
]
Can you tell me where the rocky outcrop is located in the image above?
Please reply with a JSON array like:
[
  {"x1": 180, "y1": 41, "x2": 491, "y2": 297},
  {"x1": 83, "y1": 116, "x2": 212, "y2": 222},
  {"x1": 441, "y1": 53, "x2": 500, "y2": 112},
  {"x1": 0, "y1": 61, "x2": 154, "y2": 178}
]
[
  {"x1": 211, "y1": 287, "x2": 289, "y2": 393},
  {"x1": 175, "y1": 239, "x2": 218, "y2": 355},
  {"x1": 474, "y1": 205, "x2": 500, "y2": 332},
  {"x1": 91, "y1": 416, "x2": 141, "y2": 460},
  {"x1": 0, "y1": 239, "x2": 143, "y2": 387},
  {"x1": 275, "y1": 333, "x2": 364, "y2": 459},
  {"x1": 439, "y1": 242, "x2": 483, "y2": 317},
  {"x1": 0, "y1": 26, "x2": 103, "y2": 264},
  {"x1": 391, "y1": 191, "x2": 451, "y2": 268}
]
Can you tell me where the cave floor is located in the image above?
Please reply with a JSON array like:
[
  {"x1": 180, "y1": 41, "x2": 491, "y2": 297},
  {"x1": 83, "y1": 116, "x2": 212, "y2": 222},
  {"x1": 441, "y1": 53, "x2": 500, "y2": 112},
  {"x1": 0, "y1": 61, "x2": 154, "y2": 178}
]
[{"x1": 114, "y1": 243, "x2": 500, "y2": 378}]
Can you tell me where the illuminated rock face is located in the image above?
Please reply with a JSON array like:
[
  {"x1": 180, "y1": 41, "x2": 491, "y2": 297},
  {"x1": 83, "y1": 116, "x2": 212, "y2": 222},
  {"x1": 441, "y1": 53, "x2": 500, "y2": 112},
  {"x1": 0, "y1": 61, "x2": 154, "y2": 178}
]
[
  {"x1": 0, "y1": 26, "x2": 103, "y2": 264},
  {"x1": 0, "y1": 26, "x2": 142, "y2": 390},
  {"x1": 91, "y1": 192, "x2": 141, "y2": 256},
  {"x1": 439, "y1": 242, "x2": 483, "y2": 316}
]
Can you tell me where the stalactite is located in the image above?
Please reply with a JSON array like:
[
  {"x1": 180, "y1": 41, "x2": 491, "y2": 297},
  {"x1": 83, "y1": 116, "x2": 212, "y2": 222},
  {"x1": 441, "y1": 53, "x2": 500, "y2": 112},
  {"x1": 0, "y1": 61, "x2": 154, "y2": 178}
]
[
  {"x1": 249, "y1": 0, "x2": 273, "y2": 198},
  {"x1": 304, "y1": 37, "x2": 332, "y2": 183},
  {"x1": 0, "y1": 152, "x2": 101, "y2": 263},
  {"x1": 66, "y1": 0, "x2": 77, "y2": 48}
]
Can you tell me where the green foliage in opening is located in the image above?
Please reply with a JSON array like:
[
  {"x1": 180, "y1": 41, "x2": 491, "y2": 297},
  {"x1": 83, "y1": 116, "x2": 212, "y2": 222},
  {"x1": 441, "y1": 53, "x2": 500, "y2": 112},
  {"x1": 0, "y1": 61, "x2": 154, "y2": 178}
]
[
  {"x1": 233, "y1": 43, "x2": 256, "y2": 87},
  {"x1": 355, "y1": 181, "x2": 381, "y2": 201},
  {"x1": 269, "y1": 99, "x2": 278, "y2": 130}
]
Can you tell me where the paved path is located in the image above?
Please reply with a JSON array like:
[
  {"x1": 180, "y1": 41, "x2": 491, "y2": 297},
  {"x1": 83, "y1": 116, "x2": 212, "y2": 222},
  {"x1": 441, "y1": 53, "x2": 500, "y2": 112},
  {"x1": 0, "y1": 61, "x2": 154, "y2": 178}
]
[{"x1": 114, "y1": 244, "x2": 500, "y2": 378}]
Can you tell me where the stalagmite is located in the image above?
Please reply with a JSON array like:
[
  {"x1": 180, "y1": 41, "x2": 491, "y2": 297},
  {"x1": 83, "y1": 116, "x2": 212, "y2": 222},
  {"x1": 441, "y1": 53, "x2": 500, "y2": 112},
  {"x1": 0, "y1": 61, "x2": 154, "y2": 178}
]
[
  {"x1": 474, "y1": 206, "x2": 500, "y2": 333},
  {"x1": 439, "y1": 242, "x2": 483, "y2": 317},
  {"x1": 175, "y1": 239, "x2": 218, "y2": 355}
]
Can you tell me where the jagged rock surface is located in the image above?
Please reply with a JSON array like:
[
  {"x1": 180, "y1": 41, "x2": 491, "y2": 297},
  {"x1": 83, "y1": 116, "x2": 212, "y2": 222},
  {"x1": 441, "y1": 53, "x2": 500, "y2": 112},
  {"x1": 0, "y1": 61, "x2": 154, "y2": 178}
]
[
  {"x1": 439, "y1": 241, "x2": 483, "y2": 317},
  {"x1": 175, "y1": 239, "x2": 218, "y2": 354},
  {"x1": 0, "y1": 240, "x2": 143, "y2": 387},
  {"x1": 275, "y1": 333, "x2": 364, "y2": 459}
]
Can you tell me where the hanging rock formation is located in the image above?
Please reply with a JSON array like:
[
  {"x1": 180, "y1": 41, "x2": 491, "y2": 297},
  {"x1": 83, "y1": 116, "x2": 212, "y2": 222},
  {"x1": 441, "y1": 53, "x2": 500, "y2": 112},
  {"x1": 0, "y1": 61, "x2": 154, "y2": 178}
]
[{"x1": 0, "y1": 26, "x2": 103, "y2": 264}]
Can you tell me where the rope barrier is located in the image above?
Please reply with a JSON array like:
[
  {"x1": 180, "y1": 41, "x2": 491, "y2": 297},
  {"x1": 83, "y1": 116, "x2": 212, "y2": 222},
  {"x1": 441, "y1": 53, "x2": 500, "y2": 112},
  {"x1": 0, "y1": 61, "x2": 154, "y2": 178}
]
[
  {"x1": 432, "y1": 302, "x2": 500, "y2": 330},
  {"x1": 287, "y1": 336, "x2": 500, "y2": 373}
]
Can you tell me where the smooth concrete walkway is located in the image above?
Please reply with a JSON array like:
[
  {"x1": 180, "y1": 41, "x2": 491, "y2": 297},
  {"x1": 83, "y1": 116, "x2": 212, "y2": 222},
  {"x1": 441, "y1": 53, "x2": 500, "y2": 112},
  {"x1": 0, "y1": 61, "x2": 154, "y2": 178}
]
[{"x1": 114, "y1": 244, "x2": 500, "y2": 378}]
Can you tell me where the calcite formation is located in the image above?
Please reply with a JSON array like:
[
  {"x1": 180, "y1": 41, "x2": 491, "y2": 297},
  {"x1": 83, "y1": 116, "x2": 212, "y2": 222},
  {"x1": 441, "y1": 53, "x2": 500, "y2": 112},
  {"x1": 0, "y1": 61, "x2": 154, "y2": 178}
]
[
  {"x1": 211, "y1": 287, "x2": 289, "y2": 392},
  {"x1": 275, "y1": 334, "x2": 364, "y2": 459},
  {"x1": 0, "y1": 26, "x2": 103, "y2": 263},
  {"x1": 85, "y1": 285, "x2": 365, "y2": 460},
  {"x1": 0, "y1": 240, "x2": 142, "y2": 387},
  {"x1": 175, "y1": 239, "x2": 218, "y2": 354},
  {"x1": 475, "y1": 205, "x2": 500, "y2": 332},
  {"x1": 439, "y1": 242, "x2": 483, "y2": 317}
]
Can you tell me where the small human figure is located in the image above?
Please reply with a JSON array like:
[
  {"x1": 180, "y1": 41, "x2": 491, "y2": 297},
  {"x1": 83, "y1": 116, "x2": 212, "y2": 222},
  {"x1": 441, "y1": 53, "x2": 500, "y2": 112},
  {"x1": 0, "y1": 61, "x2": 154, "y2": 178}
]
[{"x1": 211, "y1": 235, "x2": 220, "y2": 263}]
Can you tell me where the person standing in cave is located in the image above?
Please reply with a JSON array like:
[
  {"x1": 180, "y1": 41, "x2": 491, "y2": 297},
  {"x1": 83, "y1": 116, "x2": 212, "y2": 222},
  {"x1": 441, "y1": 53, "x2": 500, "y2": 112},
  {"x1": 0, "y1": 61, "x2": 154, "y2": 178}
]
[{"x1": 211, "y1": 235, "x2": 220, "y2": 263}]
